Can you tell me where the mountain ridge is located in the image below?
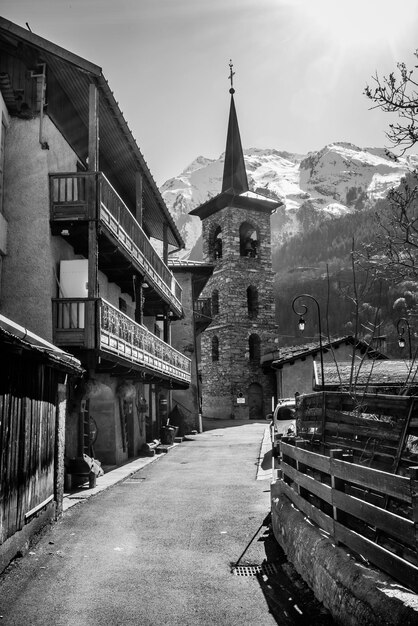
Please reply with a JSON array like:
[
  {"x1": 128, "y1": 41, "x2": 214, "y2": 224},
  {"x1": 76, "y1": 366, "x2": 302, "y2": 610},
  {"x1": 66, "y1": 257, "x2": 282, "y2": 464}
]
[{"x1": 160, "y1": 143, "x2": 418, "y2": 260}]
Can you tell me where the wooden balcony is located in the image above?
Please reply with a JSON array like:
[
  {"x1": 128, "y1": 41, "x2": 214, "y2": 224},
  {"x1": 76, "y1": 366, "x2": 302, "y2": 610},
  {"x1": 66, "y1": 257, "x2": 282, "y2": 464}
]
[
  {"x1": 49, "y1": 172, "x2": 182, "y2": 316},
  {"x1": 52, "y1": 298, "x2": 191, "y2": 386},
  {"x1": 194, "y1": 298, "x2": 212, "y2": 334}
]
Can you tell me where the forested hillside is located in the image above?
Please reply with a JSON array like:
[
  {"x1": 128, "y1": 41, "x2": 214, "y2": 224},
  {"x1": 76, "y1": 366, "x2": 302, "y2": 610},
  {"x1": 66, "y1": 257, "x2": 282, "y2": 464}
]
[
  {"x1": 273, "y1": 196, "x2": 415, "y2": 357},
  {"x1": 272, "y1": 204, "x2": 377, "y2": 272}
]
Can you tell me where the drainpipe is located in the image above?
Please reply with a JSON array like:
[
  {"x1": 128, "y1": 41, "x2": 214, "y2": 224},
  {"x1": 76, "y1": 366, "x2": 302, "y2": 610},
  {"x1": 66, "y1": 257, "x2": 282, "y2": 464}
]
[{"x1": 30, "y1": 63, "x2": 48, "y2": 149}]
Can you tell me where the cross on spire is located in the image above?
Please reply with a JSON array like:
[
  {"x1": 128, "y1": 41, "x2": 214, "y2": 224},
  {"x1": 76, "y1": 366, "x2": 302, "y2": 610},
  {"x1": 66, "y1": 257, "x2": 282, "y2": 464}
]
[
  {"x1": 228, "y1": 60, "x2": 235, "y2": 94},
  {"x1": 221, "y1": 63, "x2": 248, "y2": 194}
]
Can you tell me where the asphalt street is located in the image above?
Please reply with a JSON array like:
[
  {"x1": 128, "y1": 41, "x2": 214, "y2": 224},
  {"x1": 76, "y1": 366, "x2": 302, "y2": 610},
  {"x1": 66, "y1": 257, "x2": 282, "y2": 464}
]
[{"x1": 0, "y1": 420, "x2": 332, "y2": 625}]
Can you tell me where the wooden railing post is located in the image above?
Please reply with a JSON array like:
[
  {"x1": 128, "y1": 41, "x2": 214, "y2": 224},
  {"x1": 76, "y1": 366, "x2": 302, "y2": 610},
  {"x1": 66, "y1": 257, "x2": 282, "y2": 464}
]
[
  {"x1": 409, "y1": 466, "x2": 418, "y2": 552},
  {"x1": 330, "y1": 449, "x2": 344, "y2": 543},
  {"x1": 87, "y1": 175, "x2": 99, "y2": 301},
  {"x1": 343, "y1": 449, "x2": 353, "y2": 463},
  {"x1": 88, "y1": 83, "x2": 99, "y2": 171},
  {"x1": 295, "y1": 438, "x2": 307, "y2": 499},
  {"x1": 135, "y1": 171, "x2": 143, "y2": 226}
]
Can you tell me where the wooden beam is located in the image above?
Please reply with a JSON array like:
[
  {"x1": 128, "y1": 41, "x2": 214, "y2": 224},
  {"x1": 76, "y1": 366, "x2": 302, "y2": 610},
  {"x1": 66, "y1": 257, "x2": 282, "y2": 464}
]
[
  {"x1": 334, "y1": 521, "x2": 418, "y2": 592},
  {"x1": 88, "y1": 186, "x2": 99, "y2": 299},
  {"x1": 332, "y1": 459, "x2": 411, "y2": 503},
  {"x1": 332, "y1": 489, "x2": 415, "y2": 547},
  {"x1": 135, "y1": 171, "x2": 143, "y2": 226},
  {"x1": 163, "y1": 222, "x2": 168, "y2": 264},
  {"x1": 281, "y1": 460, "x2": 333, "y2": 504},
  {"x1": 279, "y1": 480, "x2": 334, "y2": 534},
  {"x1": 88, "y1": 83, "x2": 98, "y2": 171}
]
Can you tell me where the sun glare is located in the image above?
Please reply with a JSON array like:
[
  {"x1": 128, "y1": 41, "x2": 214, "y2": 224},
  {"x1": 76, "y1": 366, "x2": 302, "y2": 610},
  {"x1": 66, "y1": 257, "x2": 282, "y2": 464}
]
[{"x1": 299, "y1": 0, "x2": 414, "y2": 50}]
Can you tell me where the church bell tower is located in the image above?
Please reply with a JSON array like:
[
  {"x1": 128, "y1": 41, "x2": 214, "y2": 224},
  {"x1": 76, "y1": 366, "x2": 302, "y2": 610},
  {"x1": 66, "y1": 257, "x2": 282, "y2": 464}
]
[{"x1": 189, "y1": 64, "x2": 280, "y2": 419}]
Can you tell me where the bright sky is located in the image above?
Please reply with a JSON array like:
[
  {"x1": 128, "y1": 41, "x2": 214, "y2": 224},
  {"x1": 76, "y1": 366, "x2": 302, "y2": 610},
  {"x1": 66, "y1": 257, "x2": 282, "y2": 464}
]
[{"x1": 2, "y1": 0, "x2": 418, "y2": 185}]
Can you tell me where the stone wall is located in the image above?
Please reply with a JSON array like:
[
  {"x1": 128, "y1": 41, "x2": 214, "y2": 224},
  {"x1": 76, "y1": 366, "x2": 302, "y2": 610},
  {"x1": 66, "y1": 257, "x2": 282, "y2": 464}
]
[
  {"x1": 271, "y1": 483, "x2": 418, "y2": 625},
  {"x1": 200, "y1": 203, "x2": 277, "y2": 419}
]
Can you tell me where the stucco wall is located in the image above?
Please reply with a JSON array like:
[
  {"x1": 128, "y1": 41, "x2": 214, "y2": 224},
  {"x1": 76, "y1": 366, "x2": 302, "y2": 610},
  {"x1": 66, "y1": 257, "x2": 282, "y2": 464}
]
[
  {"x1": 0, "y1": 92, "x2": 9, "y2": 257},
  {"x1": 2, "y1": 115, "x2": 78, "y2": 340},
  {"x1": 2, "y1": 115, "x2": 135, "y2": 337},
  {"x1": 66, "y1": 375, "x2": 147, "y2": 466},
  {"x1": 280, "y1": 343, "x2": 366, "y2": 398},
  {"x1": 170, "y1": 270, "x2": 200, "y2": 434}
]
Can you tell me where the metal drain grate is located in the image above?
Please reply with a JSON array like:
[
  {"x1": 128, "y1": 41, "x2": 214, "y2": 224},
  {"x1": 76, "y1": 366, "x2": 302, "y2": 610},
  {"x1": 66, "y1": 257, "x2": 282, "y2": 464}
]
[{"x1": 232, "y1": 562, "x2": 279, "y2": 577}]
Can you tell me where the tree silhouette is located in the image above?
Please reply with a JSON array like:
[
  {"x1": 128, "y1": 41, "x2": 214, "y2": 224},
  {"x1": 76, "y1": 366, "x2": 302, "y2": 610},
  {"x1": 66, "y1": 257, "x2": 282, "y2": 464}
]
[{"x1": 365, "y1": 49, "x2": 418, "y2": 155}]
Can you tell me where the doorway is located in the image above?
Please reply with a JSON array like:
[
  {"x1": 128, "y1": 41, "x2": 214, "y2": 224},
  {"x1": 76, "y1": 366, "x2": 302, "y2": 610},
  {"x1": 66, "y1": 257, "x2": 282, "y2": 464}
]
[{"x1": 248, "y1": 383, "x2": 263, "y2": 419}]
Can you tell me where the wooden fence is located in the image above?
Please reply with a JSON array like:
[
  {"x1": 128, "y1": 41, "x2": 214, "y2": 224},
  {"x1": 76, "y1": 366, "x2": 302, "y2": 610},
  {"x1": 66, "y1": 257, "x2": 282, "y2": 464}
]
[
  {"x1": 296, "y1": 392, "x2": 418, "y2": 475},
  {"x1": 276, "y1": 438, "x2": 418, "y2": 592},
  {"x1": 0, "y1": 355, "x2": 60, "y2": 546}
]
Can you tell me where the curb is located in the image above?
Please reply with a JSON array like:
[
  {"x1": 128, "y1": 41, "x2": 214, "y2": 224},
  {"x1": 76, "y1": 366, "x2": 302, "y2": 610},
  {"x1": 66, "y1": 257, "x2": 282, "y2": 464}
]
[
  {"x1": 63, "y1": 453, "x2": 164, "y2": 512},
  {"x1": 256, "y1": 426, "x2": 273, "y2": 481}
]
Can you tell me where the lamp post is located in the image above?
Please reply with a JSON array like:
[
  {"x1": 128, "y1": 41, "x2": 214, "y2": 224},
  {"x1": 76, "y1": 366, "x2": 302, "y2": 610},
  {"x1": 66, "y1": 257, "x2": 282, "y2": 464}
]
[
  {"x1": 292, "y1": 294, "x2": 325, "y2": 390},
  {"x1": 397, "y1": 317, "x2": 412, "y2": 360}
]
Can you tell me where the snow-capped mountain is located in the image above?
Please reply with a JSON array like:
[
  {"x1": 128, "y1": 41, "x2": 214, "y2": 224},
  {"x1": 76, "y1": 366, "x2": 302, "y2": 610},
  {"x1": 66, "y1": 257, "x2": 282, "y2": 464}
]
[{"x1": 161, "y1": 143, "x2": 418, "y2": 259}]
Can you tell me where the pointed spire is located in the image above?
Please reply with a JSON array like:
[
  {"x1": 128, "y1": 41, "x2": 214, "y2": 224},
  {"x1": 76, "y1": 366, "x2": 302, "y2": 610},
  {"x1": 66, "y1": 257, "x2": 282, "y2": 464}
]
[{"x1": 221, "y1": 61, "x2": 249, "y2": 194}]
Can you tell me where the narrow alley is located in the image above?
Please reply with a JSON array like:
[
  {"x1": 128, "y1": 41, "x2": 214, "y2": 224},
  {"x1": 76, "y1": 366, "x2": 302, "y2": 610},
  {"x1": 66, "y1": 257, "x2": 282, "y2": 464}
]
[{"x1": 0, "y1": 421, "x2": 331, "y2": 625}]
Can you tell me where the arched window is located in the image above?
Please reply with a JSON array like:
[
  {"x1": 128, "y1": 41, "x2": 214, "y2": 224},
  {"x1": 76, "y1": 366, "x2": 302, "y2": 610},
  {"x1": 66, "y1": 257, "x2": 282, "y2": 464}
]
[
  {"x1": 239, "y1": 222, "x2": 258, "y2": 258},
  {"x1": 210, "y1": 225, "x2": 223, "y2": 260},
  {"x1": 212, "y1": 289, "x2": 219, "y2": 316},
  {"x1": 212, "y1": 336, "x2": 219, "y2": 362},
  {"x1": 249, "y1": 334, "x2": 261, "y2": 364},
  {"x1": 247, "y1": 286, "x2": 258, "y2": 318}
]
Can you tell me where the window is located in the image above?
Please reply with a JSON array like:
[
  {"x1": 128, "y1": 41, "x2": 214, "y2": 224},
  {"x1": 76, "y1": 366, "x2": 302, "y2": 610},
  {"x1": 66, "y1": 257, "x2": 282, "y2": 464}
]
[
  {"x1": 239, "y1": 222, "x2": 258, "y2": 258},
  {"x1": 247, "y1": 286, "x2": 258, "y2": 318},
  {"x1": 212, "y1": 336, "x2": 219, "y2": 361},
  {"x1": 119, "y1": 297, "x2": 127, "y2": 313},
  {"x1": 212, "y1": 289, "x2": 219, "y2": 316},
  {"x1": 249, "y1": 334, "x2": 261, "y2": 364}
]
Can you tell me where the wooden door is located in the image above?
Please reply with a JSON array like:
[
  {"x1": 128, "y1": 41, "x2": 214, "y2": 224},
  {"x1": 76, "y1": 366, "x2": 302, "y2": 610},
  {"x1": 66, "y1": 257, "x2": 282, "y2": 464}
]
[{"x1": 248, "y1": 383, "x2": 263, "y2": 419}]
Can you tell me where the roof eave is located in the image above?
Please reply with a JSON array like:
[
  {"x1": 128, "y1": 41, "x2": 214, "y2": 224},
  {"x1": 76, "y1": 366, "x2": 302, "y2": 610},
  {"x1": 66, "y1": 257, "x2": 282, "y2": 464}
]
[
  {"x1": 189, "y1": 190, "x2": 281, "y2": 220},
  {"x1": 0, "y1": 18, "x2": 184, "y2": 251}
]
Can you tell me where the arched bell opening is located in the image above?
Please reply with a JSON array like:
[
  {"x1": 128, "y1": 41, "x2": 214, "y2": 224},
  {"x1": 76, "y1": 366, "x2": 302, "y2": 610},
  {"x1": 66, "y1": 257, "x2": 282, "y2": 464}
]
[
  {"x1": 209, "y1": 225, "x2": 223, "y2": 260},
  {"x1": 239, "y1": 222, "x2": 258, "y2": 258}
]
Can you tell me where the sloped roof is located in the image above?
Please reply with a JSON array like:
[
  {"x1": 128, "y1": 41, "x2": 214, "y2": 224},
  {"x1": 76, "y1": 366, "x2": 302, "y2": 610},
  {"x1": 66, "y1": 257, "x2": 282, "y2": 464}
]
[
  {"x1": 0, "y1": 314, "x2": 83, "y2": 375},
  {"x1": 168, "y1": 258, "x2": 214, "y2": 270},
  {"x1": 316, "y1": 360, "x2": 418, "y2": 390},
  {"x1": 168, "y1": 258, "x2": 214, "y2": 300},
  {"x1": 189, "y1": 91, "x2": 281, "y2": 219},
  {"x1": 0, "y1": 17, "x2": 184, "y2": 250},
  {"x1": 189, "y1": 188, "x2": 280, "y2": 219},
  {"x1": 221, "y1": 94, "x2": 249, "y2": 194},
  {"x1": 261, "y1": 335, "x2": 388, "y2": 370}
]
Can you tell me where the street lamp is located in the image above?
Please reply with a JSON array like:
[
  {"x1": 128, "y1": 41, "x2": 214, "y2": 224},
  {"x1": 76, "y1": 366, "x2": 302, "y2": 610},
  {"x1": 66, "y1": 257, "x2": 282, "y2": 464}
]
[
  {"x1": 397, "y1": 317, "x2": 412, "y2": 360},
  {"x1": 292, "y1": 294, "x2": 325, "y2": 390}
]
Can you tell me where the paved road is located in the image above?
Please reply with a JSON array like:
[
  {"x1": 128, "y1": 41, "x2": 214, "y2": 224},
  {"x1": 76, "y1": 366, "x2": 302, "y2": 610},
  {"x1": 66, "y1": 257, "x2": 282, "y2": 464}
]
[{"x1": 0, "y1": 420, "x2": 331, "y2": 625}]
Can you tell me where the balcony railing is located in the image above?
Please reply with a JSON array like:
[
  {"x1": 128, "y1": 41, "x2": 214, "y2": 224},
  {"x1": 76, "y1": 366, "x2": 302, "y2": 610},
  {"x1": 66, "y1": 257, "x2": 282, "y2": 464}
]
[
  {"x1": 194, "y1": 298, "x2": 211, "y2": 318},
  {"x1": 49, "y1": 172, "x2": 182, "y2": 315},
  {"x1": 52, "y1": 298, "x2": 191, "y2": 385},
  {"x1": 193, "y1": 297, "x2": 212, "y2": 333}
]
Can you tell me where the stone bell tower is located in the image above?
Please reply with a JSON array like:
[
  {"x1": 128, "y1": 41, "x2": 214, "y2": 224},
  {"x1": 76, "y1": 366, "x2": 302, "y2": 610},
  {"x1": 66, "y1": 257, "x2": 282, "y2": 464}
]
[{"x1": 189, "y1": 64, "x2": 280, "y2": 419}]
